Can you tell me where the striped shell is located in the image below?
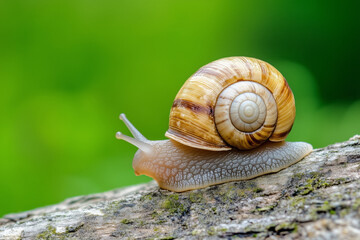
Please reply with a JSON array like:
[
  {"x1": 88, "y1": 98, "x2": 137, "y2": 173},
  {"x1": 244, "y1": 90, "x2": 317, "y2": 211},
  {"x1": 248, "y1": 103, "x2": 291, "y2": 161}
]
[{"x1": 165, "y1": 57, "x2": 295, "y2": 151}]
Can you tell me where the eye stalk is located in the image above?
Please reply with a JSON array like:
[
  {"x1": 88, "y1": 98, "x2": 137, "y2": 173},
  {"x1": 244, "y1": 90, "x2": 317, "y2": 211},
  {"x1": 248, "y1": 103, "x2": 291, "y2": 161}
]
[
  {"x1": 119, "y1": 113, "x2": 148, "y2": 141},
  {"x1": 115, "y1": 114, "x2": 154, "y2": 155}
]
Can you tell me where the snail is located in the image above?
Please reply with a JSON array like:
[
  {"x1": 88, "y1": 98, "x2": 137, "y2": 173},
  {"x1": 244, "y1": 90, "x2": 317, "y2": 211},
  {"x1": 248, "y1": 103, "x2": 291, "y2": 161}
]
[{"x1": 116, "y1": 57, "x2": 313, "y2": 192}]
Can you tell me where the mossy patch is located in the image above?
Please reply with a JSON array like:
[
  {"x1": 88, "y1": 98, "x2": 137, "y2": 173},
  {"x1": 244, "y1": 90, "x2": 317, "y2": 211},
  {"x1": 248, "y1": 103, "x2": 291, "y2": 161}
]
[
  {"x1": 65, "y1": 223, "x2": 84, "y2": 233},
  {"x1": 334, "y1": 178, "x2": 349, "y2": 185},
  {"x1": 103, "y1": 200, "x2": 124, "y2": 213},
  {"x1": 36, "y1": 226, "x2": 65, "y2": 240},
  {"x1": 219, "y1": 186, "x2": 237, "y2": 202},
  {"x1": 121, "y1": 218, "x2": 133, "y2": 224},
  {"x1": 207, "y1": 226, "x2": 216, "y2": 236},
  {"x1": 141, "y1": 193, "x2": 158, "y2": 201},
  {"x1": 267, "y1": 222, "x2": 298, "y2": 234},
  {"x1": 192, "y1": 229, "x2": 202, "y2": 236},
  {"x1": 254, "y1": 204, "x2": 276, "y2": 213},
  {"x1": 217, "y1": 184, "x2": 263, "y2": 203},
  {"x1": 161, "y1": 194, "x2": 186, "y2": 214},
  {"x1": 274, "y1": 222, "x2": 298, "y2": 233},
  {"x1": 211, "y1": 207, "x2": 217, "y2": 214},
  {"x1": 352, "y1": 198, "x2": 360, "y2": 210},
  {"x1": 293, "y1": 172, "x2": 305, "y2": 179},
  {"x1": 189, "y1": 192, "x2": 203, "y2": 203},
  {"x1": 294, "y1": 172, "x2": 330, "y2": 196},
  {"x1": 312, "y1": 201, "x2": 336, "y2": 215},
  {"x1": 252, "y1": 187, "x2": 264, "y2": 193},
  {"x1": 151, "y1": 210, "x2": 159, "y2": 219},
  {"x1": 291, "y1": 196, "x2": 306, "y2": 208}
]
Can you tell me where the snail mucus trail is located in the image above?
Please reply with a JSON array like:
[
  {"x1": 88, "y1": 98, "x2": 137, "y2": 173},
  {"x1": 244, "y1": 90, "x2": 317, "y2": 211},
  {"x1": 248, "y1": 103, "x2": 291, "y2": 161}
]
[{"x1": 116, "y1": 57, "x2": 313, "y2": 192}]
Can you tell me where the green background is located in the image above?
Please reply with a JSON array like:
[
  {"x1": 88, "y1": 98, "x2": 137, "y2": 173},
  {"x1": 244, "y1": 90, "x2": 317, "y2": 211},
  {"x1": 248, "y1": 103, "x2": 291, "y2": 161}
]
[{"x1": 1, "y1": 1, "x2": 359, "y2": 216}]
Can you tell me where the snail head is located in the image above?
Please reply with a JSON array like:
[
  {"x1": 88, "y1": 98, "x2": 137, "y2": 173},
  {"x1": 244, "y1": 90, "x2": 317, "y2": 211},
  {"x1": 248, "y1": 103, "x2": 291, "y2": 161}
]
[{"x1": 115, "y1": 113, "x2": 157, "y2": 177}]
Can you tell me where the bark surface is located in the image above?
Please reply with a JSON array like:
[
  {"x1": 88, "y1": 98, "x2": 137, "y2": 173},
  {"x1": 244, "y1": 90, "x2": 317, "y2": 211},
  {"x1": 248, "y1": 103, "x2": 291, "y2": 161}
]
[{"x1": 1, "y1": 136, "x2": 360, "y2": 240}]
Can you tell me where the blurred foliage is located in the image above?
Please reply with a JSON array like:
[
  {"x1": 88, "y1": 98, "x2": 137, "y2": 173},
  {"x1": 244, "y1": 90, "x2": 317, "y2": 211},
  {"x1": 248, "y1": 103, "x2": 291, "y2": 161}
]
[{"x1": 0, "y1": 0, "x2": 359, "y2": 216}]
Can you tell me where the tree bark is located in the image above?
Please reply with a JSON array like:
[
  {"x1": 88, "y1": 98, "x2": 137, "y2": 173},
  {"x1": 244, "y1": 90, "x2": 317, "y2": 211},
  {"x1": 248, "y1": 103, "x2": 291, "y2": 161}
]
[{"x1": 1, "y1": 136, "x2": 360, "y2": 240}]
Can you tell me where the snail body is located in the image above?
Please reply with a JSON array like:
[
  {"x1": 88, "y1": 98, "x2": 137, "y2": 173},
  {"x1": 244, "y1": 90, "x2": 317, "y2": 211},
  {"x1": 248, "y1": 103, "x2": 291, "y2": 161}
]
[{"x1": 116, "y1": 57, "x2": 313, "y2": 192}]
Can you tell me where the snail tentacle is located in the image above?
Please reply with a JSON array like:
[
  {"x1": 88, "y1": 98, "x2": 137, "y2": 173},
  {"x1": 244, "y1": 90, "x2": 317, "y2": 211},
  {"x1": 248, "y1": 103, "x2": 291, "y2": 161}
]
[
  {"x1": 119, "y1": 113, "x2": 148, "y2": 141},
  {"x1": 115, "y1": 132, "x2": 153, "y2": 154},
  {"x1": 116, "y1": 115, "x2": 154, "y2": 154}
]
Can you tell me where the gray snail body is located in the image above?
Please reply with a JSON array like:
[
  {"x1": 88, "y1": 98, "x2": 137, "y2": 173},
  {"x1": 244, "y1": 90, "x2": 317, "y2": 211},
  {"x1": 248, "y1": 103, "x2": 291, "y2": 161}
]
[{"x1": 116, "y1": 57, "x2": 313, "y2": 192}]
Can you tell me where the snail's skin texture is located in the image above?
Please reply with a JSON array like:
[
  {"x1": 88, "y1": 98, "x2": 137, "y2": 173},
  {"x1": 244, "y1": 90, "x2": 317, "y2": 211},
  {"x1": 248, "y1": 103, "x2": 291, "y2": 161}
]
[
  {"x1": 133, "y1": 140, "x2": 312, "y2": 192},
  {"x1": 116, "y1": 114, "x2": 313, "y2": 192}
]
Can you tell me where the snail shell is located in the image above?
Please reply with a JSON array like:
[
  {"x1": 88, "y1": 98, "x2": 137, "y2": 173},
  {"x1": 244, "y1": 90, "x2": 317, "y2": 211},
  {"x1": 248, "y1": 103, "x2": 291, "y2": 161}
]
[{"x1": 165, "y1": 57, "x2": 295, "y2": 150}]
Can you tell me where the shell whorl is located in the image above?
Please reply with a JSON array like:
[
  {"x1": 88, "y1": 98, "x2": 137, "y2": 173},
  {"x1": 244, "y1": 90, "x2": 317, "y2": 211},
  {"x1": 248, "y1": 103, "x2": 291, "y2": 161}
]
[
  {"x1": 165, "y1": 57, "x2": 295, "y2": 151},
  {"x1": 215, "y1": 81, "x2": 278, "y2": 150}
]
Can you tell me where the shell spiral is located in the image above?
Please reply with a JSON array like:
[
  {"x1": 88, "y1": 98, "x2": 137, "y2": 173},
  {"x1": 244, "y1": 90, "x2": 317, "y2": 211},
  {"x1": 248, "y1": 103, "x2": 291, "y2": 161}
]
[{"x1": 165, "y1": 57, "x2": 295, "y2": 151}]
